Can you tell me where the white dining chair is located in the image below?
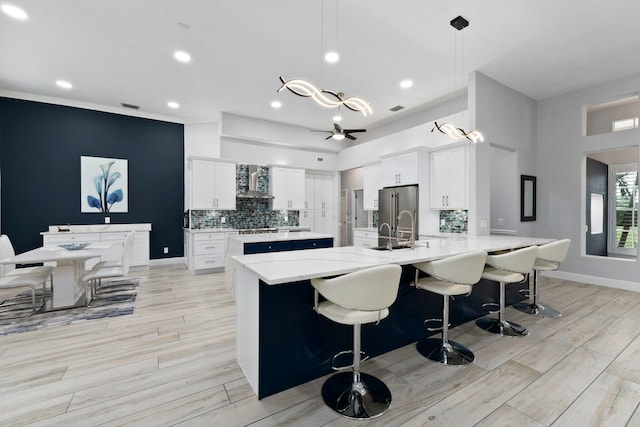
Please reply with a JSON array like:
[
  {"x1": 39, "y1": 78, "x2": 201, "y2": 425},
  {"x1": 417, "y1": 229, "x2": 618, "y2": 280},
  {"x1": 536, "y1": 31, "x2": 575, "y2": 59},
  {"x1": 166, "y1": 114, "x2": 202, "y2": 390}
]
[
  {"x1": 0, "y1": 235, "x2": 54, "y2": 312},
  {"x1": 82, "y1": 231, "x2": 135, "y2": 305}
]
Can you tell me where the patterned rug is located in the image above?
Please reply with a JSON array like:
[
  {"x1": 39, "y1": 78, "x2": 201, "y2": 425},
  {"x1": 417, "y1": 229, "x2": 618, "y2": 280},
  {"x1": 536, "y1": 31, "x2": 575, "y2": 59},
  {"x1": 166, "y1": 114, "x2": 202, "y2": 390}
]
[{"x1": 0, "y1": 279, "x2": 138, "y2": 336}]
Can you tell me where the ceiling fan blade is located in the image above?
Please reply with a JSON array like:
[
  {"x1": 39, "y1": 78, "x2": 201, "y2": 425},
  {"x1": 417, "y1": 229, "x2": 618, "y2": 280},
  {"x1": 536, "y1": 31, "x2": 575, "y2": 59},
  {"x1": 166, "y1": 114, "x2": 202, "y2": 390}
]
[
  {"x1": 345, "y1": 134, "x2": 357, "y2": 140},
  {"x1": 324, "y1": 135, "x2": 333, "y2": 140},
  {"x1": 310, "y1": 130, "x2": 331, "y2": 133},
  {"x1": 344, "y1": 129, "x2": 367, "y2": 133}
]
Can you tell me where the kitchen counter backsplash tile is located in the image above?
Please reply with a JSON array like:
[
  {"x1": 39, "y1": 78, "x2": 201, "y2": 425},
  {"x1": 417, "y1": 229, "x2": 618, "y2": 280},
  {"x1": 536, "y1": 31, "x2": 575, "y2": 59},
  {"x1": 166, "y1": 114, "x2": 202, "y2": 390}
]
[
  {"x1": 439, "y1": 210, "x2": 468, "y2": 233},
  {"x1": 190, "y1": 164, "x2": 298, "y2": 230}
]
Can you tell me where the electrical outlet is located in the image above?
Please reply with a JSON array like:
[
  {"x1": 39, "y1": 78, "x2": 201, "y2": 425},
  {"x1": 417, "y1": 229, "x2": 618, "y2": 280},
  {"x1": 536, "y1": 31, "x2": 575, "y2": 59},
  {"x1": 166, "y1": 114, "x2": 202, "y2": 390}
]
[
  {"x1": 104, "y1": 217, "x2": 110, "y2": 224},
  {"x1": 163, "y1": 247, "x2": 168, "y2": 254},
  {"x1": 480, "y1": 220, "x2": 488, "y2": 228},
  {"x1": 497, "y1": 218, "x2": 504, "y2": 225},
  {"x1": 221, "y1": 217, "x2": 226, "y2": 224}
]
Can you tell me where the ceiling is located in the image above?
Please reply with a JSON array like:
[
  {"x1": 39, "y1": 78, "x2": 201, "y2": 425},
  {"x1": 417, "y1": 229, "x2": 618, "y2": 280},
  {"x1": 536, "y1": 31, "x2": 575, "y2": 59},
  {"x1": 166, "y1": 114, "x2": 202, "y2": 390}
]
[{"x1": 2, "y1": 0, "x2": 640, "y2": 138}]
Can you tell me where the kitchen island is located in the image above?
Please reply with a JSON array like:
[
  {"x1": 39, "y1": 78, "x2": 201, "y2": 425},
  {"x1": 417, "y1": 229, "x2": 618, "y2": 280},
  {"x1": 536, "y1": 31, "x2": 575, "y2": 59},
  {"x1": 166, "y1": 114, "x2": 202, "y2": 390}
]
[{"x1": 233, "y1": 234, "x2": 554, "y2": 399}]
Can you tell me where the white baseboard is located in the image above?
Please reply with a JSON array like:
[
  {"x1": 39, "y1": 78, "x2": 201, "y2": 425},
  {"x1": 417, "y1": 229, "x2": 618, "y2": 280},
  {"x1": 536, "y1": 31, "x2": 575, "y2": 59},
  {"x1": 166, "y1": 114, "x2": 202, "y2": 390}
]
[
  {"x1": 149, "y1": 257, "x2": 185, "y2": 267},
  {"x1": 544, "y1": 270, "x2": 640, "y2": 292}
]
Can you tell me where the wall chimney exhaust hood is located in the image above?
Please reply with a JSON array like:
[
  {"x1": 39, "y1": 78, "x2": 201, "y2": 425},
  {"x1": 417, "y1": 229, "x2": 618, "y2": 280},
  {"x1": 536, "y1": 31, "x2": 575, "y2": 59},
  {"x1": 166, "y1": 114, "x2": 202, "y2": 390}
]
[{"x1": 237, "y1": 165, "x2": 273, "y2": 199}]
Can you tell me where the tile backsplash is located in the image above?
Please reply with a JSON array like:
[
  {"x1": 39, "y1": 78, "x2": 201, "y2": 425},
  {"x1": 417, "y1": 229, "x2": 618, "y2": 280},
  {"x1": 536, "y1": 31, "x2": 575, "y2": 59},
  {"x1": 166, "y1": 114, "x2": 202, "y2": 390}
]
[
  {"x1": 439, "y1": 210, "x2": 468, "y2": 233},
  {"x1": 189, "y1": 164, "x2": 299, "y2": 229}
]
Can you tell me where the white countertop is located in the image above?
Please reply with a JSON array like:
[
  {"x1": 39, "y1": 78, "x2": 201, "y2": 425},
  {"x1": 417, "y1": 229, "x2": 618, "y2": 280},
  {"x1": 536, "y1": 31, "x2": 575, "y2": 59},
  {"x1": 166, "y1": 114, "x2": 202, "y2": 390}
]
[
  {"x1": 186, "y1": 228, "x2": 238, "y2": 233},
  {"x1": 232, "y1": 234, "x2": 554, "y2": 285},
  {"x1": 42, "y1": 223, "x2": 151, "y2": 234},
  {"x1": 228, "y1": 231, "x2": 333, "y2": 244}
]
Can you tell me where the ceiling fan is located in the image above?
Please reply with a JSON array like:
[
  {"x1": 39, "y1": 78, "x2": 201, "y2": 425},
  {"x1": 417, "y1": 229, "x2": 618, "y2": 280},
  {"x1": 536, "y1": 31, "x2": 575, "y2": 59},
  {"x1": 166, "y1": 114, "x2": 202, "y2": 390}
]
[{"x1": 311, "y1": 123, "x2": 367, "y2": 141}]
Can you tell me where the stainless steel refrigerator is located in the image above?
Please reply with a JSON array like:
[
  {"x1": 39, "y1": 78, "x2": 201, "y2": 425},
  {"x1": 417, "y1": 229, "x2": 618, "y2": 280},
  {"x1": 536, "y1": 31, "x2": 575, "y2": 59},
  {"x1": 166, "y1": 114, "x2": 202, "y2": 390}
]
[{"x1": 378, "y1": 185, "x2": 419, "y2": 247}]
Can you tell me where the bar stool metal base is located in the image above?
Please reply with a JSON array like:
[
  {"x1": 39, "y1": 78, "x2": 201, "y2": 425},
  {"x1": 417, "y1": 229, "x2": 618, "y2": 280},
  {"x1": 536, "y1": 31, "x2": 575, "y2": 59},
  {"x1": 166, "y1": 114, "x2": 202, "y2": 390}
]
[
  {"x1": 321, "y1": 372, "x2": 391, "y2": 420},
  {"x1": 416, "y1": 338, "x2": 474, "y2": 366},
  {"x1": 476, "y1": 317, "x2": 529, "y2": 337},
  {"x1": 513, "y1": 301, "x2": 562, "y2": 318}
]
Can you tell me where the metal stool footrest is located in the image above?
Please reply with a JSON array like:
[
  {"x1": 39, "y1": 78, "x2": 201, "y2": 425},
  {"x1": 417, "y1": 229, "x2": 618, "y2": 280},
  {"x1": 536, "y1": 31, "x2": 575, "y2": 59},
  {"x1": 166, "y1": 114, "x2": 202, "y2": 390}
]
[
  {"x1": 423, "y1": 318, "x2": 447, "y2": 332},
  {"x1": 481, "y1": 302, "x2": 500, "y2": 314},
  {"x1": 518, "y1": 288, "x2": 531, "y2": 297},
  {"x1": 330, "y1": 350, "x2": 369, "y2": 371}
]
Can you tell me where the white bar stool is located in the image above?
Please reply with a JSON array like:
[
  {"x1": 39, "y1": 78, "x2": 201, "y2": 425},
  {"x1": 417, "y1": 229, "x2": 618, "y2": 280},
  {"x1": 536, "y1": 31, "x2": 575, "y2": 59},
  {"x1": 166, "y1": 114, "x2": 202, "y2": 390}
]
[
  {"x1": 514, "y1": 239, "x2": 570, "y2": 318},
  {"x1": 413, "y1": 251, "x2": 488, "y2": 365},
  {"x1": 476, "y1": 246, "x2": 538, "y2": 337},
  {"x1": 311, "y1": 264, "x2": 402, "y2": 420}
]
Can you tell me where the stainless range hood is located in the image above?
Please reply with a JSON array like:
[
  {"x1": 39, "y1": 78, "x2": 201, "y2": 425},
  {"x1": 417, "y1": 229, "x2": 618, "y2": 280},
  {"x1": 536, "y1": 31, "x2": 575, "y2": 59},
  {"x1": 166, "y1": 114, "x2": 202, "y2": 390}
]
[{"x1": 237, "y1": 165, "x2": 273, "y2": 199}]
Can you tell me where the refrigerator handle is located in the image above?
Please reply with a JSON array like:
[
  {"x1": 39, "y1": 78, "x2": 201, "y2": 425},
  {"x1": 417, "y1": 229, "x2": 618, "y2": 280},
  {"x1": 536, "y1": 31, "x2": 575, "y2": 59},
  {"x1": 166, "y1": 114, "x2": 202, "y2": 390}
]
[
  {"x1": 394, "y1": 191, "x2": 400, "y2": 235},
  {"x1": 390, "y1": 192, "x2": 395, "y2": 235}
]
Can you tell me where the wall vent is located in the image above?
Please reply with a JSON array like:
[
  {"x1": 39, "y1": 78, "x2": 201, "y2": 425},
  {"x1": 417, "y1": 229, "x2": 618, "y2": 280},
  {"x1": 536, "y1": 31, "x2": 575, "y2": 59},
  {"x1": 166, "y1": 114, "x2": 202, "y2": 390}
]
[
  {"x1": 390, "y1": 105, "x2": 404, "y2": 112},
  {"x1": 121, "y1": 103, "x2": 140, "y2": 110}
]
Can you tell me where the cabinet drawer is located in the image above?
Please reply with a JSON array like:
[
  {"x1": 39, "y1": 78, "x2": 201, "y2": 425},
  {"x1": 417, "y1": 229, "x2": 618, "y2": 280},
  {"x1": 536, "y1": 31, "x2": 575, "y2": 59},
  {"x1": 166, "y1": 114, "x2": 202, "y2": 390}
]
[
  {"x1": 244, "y1": 241, "x2": 292, "y2": 254},
  {"x1": 193, "y1": 232, "x2": 223, "y2": 241},
  {"x1": 44, "y1": 233, "x2": 101, "y2": 245},
  {"x1": 353, "y1": 230, "x2": 377, "y2": 240},
  {"x1": 194, "y1": 239, "x2": 225, "y2": 255},
  {"x1": 354, "y1": 236, "x2": 377, "y2": 248},
  {"x1": 291, "y1": 238, "x2": 333, "y2": 250},
  {"x1": 193, "y1": 254, "x2": 225, "y2": 270}
]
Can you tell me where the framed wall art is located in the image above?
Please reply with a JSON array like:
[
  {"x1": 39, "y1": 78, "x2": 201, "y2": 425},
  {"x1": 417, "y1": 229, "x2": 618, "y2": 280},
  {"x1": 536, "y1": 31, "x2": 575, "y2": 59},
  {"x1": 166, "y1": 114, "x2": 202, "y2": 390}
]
[{"x1": 81, "y1": 156, "x2": 128, "y2": 213}]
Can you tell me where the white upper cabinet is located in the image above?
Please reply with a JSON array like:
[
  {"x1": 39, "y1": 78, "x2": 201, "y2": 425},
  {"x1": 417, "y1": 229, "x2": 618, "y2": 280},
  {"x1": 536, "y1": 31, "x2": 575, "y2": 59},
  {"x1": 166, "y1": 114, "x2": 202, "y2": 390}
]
[
  {"x1": 429, "y1": 146, "x2": 467, "y2": 209},
  {"x1": 305, "y1": 175, "x2": 315, "y2": 210},
  {"x1": 312, "y1": 174, "x2": 334, "y2": 210},
  {"x1": 270, "y1": 167, "x2": 305, "y2": 210},
  {"x1": 189, "y1": 158, "x2": 236, "y2": 210},
  {"x1": 381, "y1": 152, "x2": 419, "y2": 187},
  {"x1": 363, "y1": 163, "x2": 381, "y2": 210}
]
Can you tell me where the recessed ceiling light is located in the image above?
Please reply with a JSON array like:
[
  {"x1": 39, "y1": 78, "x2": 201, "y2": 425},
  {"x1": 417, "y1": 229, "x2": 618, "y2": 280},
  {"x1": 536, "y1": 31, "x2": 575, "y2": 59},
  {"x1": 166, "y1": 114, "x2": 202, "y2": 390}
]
[
  {"x1": 167, "y1": 101, "x2": 180, "y2": 109},
  {"x1": 1, "y1": 4, "x2": 28, "y2": 20},
  {"x1": 271, "y1": 101, "x2": 282, "y2": 109},
  {"x1": 400, "y1": 79, "x2": 413, "y2": 89},
  {"x1": 324, "y1": 51, "x2": 339, "y2": 63},
  {"x1": 56, "y1": 80, "x2": 72, "y2": 89},
  {"x1": 174, "y1": 50, "x2": 191, "y2": 63}
]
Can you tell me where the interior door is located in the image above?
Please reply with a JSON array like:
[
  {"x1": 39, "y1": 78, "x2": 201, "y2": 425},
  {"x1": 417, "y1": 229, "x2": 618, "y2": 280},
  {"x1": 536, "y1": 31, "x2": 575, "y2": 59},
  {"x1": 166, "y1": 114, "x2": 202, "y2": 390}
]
[{"x1": 586, "y1": 157, "x2": 608, "y2": 256}]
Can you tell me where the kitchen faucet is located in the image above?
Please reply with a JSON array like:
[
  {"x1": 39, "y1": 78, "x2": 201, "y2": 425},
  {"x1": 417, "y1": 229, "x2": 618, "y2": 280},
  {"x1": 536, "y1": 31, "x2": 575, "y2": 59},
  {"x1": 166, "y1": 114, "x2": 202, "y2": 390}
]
[
  {"x1": 379, "y1": 222, "x2": 393, "y2": 250},
  {"x1": 396, "y1": 210, "x2": 416, "y2": 249}
]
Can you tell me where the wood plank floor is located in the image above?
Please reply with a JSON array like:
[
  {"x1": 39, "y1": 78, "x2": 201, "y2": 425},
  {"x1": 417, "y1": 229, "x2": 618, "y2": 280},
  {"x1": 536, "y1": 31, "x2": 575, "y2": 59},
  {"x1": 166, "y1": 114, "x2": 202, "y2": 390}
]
[{"x1": 1, "y1": 264, "x2": 639, "y2": 426}]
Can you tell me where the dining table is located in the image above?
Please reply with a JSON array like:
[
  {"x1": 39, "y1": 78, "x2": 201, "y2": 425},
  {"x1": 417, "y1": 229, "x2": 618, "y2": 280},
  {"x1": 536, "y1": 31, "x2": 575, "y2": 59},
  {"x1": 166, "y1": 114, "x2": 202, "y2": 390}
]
[{"x1": 0, "y1": 242, "x2": 116, "y2": 311}]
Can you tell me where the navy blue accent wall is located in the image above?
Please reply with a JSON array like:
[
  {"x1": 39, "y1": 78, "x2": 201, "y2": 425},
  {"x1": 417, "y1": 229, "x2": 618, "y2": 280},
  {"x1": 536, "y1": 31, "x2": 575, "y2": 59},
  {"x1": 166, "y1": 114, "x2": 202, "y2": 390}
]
[{"x1": 0, "y1": 97, "x2": 184, "y2": 259}]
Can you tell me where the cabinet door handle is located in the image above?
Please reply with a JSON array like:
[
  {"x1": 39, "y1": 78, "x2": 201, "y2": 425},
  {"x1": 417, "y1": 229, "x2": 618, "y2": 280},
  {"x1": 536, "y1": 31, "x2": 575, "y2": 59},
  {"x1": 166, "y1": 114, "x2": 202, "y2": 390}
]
[
  {"x1": 446, "y1": 195, "x2": 449, "y2": 206},
  {"x1": 305, "y1": 201, "x2": 308, "y2": 209},
  {"x1": 374, "y1": 199, "x2": 378, "y2": 208},
  {"x1": 206, "y1": 260, "x2": 217, "y2": 264},
  {"x1": 442, "y1": 196, "x2": 445, "y2": 206},
  {"x1": 205, "y1": 246, "x2": 216, "y2": 249}
]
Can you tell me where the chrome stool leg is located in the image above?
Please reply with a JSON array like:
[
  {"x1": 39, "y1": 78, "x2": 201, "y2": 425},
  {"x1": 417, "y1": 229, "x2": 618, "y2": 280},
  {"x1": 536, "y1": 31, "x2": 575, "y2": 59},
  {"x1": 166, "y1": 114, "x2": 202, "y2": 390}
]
[
  {"x1": 476, "y1": 281, "x2": 529, "y2": 337},
  {"x1": 514, "y1": 270, "x2": 562, "y2": 318},
  {"x1": 321, "y1": 324, "x2": 391, "y2": 420},
  {"x1": 417, "y1": 295, "x2": 474, "y2": 365}
]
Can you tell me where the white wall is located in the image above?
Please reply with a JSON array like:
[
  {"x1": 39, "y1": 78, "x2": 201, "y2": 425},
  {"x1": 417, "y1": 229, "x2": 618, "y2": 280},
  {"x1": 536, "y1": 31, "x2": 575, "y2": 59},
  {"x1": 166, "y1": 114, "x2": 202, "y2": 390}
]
[
  {"x1": 537, "y1": 71, "x2": 640, "y2": 287},
  {"x1": 470, "y1": 72, "x2": 538, "y2": 236},
  {"x1": 184, "y1": 121, "x2": 221, "y2": 159},
  {"x1": 587, "y1": 100, "x2": 638, "y2": 136}
]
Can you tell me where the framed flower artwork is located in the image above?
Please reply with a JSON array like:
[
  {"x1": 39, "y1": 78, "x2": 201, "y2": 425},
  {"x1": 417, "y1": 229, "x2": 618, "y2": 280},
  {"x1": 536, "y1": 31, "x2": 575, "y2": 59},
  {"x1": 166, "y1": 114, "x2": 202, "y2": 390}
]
[{"x1": 80, "y1": 156, "x2": 128, "y2": 213}]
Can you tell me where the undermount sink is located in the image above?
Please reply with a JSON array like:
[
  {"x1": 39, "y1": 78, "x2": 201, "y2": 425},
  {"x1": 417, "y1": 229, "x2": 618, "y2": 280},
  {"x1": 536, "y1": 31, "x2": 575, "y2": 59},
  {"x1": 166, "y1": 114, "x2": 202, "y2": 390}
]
[{"x1": 368, "y1": 245, "x2": 413, "y2": 251}]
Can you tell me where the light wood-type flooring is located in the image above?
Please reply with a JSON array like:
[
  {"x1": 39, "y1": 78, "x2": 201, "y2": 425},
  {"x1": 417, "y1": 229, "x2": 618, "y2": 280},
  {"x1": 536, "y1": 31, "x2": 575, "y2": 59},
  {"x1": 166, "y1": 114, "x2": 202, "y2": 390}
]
[{"x1": 1, "y1": 264, "x2": 639, "y2": 426}]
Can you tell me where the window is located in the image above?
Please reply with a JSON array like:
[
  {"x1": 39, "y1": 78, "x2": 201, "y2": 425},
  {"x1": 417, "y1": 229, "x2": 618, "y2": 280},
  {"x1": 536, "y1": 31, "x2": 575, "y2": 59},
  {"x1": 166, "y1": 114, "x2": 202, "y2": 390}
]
[
  {"x1": 610, "y1": 164, "x2": 638, "y2": 256},
  {"x1": 612, "y1": 117, "x2": 639, "y2": 132}
]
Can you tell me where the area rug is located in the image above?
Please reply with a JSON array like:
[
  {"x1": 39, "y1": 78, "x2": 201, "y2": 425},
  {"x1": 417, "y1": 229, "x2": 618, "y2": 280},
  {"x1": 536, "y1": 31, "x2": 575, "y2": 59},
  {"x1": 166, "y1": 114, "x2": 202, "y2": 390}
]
[{"x1": 0, "y1": 279, "x2": 138, "y2": 336}]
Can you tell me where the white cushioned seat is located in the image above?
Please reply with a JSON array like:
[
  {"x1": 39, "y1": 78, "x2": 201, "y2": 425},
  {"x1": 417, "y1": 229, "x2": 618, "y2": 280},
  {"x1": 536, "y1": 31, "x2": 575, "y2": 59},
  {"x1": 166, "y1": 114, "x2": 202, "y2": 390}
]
[
  {"x1": 515, "y1": 239, "x2": 570, "y2": 318},
  {"x1": 413, "y1": 251, "x2": 488, "y2": 365},
  {"x1": 310, "y1": 264, "x2": 402, "y2": 420},
  {"x1": 477, "y1": 246, "x2": 538, "y2": 337}
]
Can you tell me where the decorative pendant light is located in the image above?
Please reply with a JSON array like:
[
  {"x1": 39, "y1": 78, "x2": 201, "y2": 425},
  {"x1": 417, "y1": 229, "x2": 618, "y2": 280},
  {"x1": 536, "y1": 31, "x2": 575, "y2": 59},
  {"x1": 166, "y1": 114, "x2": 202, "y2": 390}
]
[
  {"x1": 277, "y1": 0, "x2": 372, "y2": 117},
  {"x1": 432, "y1": 16, "x2": 484, "y2": 143}
]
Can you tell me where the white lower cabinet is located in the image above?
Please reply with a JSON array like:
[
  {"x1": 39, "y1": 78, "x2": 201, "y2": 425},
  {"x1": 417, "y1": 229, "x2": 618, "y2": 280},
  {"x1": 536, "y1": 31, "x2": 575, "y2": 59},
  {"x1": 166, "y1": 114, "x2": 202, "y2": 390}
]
[
  {"x1": 42, "y1": 227, "x2": 151, "y2": 269},
  {"x1": 186, "y1": 231, "x2": 227, "y2": 273},
  {"x1": 353, "y1": 229, "x2": 378, "y2": 248}
]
